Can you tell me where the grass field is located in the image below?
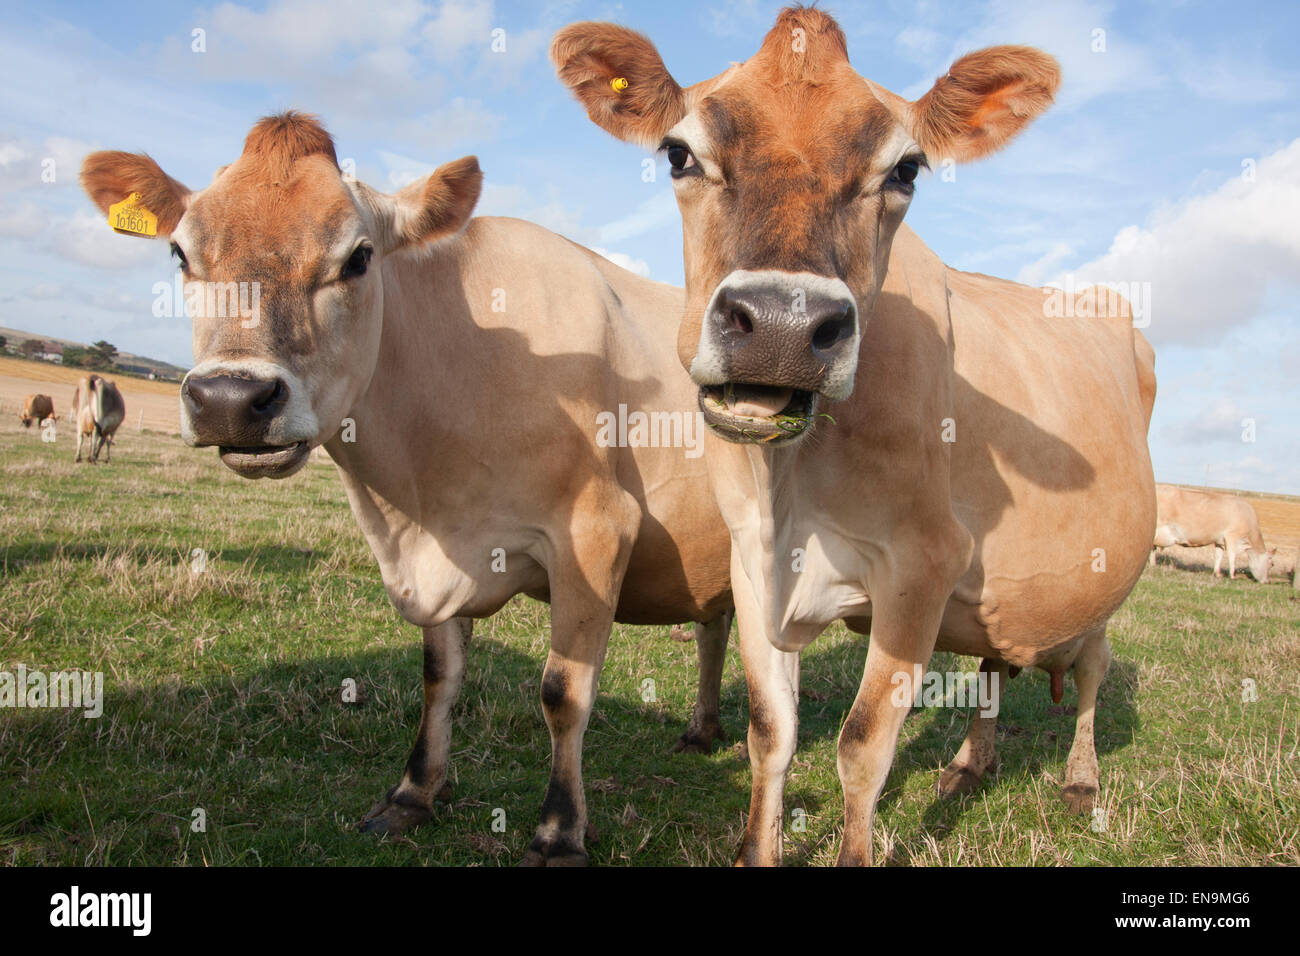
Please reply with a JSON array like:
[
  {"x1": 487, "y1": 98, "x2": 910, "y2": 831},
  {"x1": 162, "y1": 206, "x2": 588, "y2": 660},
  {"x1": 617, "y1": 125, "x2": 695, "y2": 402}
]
[{"x1": 1, "y1": 421, "x2": 1296, "y2": 866}]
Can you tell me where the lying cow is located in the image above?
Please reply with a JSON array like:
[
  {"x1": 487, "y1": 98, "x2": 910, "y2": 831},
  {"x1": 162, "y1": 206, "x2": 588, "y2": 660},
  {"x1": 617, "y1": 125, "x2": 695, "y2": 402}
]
[
  {"x1": 555, "y1": 8, "x2": 1157, "y2": 865},
  {"x1": 1152, "y1": 484, "x2": 1276, "y2": 582},
  {"x1": 20, "y1": 393, "x2": 57, "y2": 427},
  {"x1": 81, "y1": 112, "x2": 734, "y2": 865},
  {"x1": 71, "y1": 374, "x2": 125, "y2": 463}
]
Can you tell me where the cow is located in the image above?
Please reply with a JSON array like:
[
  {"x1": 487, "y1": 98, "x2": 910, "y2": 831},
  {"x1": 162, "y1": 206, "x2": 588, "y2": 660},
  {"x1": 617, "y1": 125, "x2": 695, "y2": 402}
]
[
  {"x1": 20, "y1": 393, "x2": 57, "y2": 428},
  {"x1": 553, "y1": 7, "x2": 1157, "y2": 865},
  {"x1": 80, "y1": 112, "x2": 734, "y2": 865},
  {"x1": 71, "y1": 374, "x2": 125, "y2": 463},
  {"x1": 1152, "y1": 484, "x2": 1276, "y2": 582}
]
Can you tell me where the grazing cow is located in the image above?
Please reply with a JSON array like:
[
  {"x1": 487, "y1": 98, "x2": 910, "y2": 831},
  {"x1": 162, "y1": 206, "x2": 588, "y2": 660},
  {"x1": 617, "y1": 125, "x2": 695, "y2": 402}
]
[
  {"x1": 20, "y1": 393, "x2": 56, "y2": 427},
  {"x1": 81, "y1": 112, "x2": 734, "y2": 865},
  {"x1": 1152, "y1": 484, "x2": 1276, "y2": 582},
  {"x1": 554, "y1": 7, "x2": 1157, "y2": 865},
  {"x1": 71, "y1": 374, "x2": 125, "y2": 463}
]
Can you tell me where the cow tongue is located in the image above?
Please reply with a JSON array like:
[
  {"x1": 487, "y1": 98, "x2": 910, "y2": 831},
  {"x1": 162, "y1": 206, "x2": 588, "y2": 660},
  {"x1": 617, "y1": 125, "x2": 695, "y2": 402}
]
[{"x1": 725, "y1": 384, "x2": 794, "y2": 418}]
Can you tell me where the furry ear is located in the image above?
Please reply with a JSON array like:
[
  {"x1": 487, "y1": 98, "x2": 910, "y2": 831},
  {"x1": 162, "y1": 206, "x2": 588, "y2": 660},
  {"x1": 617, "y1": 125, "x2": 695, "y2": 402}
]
[
  {"x1": 364, "y1": 156, "x2": 482, "y2": 253},
  {"x1": 909, "y1": 46, "x2": 1060, "y2": 162},
  {"x1": 551, "y1": 22, "x2": 687, "y2": 149},
  {"x1": 80, "y1": 151, "x2": 190, "y2": 237}
]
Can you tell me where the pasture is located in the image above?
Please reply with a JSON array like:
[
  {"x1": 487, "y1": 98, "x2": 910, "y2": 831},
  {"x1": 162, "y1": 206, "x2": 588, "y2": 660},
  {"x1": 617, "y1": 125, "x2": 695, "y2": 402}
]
[{"x1": 1, "y1": 419, "x2": 1296, "y2": 866}]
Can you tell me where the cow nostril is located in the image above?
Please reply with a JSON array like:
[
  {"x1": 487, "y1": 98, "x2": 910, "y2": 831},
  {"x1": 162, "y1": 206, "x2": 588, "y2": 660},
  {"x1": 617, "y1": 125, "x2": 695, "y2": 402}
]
[
  {"x1": 251, "y1": 379, "x2": 286, "y2": 415},
  {"x1": 812, "y1": 311, "x2": 854, "y2": 352},
  {"x1": 727, "y1": 306, "x2": 754, "y2": 336}
]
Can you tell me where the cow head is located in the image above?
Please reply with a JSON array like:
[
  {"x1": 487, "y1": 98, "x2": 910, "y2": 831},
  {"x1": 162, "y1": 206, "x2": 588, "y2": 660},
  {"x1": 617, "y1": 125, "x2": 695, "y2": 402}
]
[
  {"x1": 553, "y1": 8, "x2": 1058, "y2": 444},
  {"x1": 1246, "y1": 546, "x2": 1277, "y2": 583},
  {"x1": 81, "y1": 112, "x2": 482, "y2": 478}
]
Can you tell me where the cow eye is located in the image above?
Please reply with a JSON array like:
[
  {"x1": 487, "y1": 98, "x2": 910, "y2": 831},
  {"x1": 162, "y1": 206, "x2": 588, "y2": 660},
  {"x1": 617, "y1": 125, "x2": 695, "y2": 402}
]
[
  {"x1": 890, "y1": 159, "x2": 921, "y2": 187},
  {"x1": 666, "y1": 144, "x2": 697, "y2": 173},
  {"x1": 170, "y1": 243, "x2": 189, "y2": 271},
  {"x1": 341, "y1": 243, "x2": 373, "y2": 280}
]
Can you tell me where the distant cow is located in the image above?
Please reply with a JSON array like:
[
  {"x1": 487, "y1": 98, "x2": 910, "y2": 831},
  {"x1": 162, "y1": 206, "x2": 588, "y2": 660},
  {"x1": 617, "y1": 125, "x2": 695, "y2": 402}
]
[
  {"x1": 1152, "y1": 484, "x2": 1276, "y2": 582},
  {"x1": 71, "y1": 374, "x2": 125, "y2": 464},
  {"x1": 20, "y1": 393, "x2": 56, "y2": 427}
]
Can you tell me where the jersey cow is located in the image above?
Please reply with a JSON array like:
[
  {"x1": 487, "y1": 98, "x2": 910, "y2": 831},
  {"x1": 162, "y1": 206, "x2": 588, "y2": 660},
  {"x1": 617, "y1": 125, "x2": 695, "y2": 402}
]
[
  {"x1": 20, "y1": 393, "x2": 56, "y2": 428},
  {"x1": 554, "y1": 7, "x2": 1157, "y2": 865},
  {"x1": 71, "y1": 375, "x2": 125, "y2": 463},
  {"x1": 80, "y1": 113, "x2": 733, "y2": 865},
  {"x1": 1152, "y1": 484, "x2": 1275, "y2": 582}
]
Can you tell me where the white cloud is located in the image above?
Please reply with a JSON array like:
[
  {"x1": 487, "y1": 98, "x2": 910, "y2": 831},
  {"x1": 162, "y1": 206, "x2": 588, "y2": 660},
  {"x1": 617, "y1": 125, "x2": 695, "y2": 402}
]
[
  {"x1": 1045, "y1": 138, "x2": 1300, "y2": 345},
  {"x1": 902, "y1": 0, "x2": 1163, "y2": 110},
  {"x1": 591, "y1": 246, "x2": 650, "y2": 277},
  {"x1": 596, "y1": 190, "x2": 678, "y2": 244},
  {"x1": 47, "y1": 209, "x2": 163, "y2": 270},
  {"x1": 423, "y1": 0, "x2": 493, "y2": 62}
]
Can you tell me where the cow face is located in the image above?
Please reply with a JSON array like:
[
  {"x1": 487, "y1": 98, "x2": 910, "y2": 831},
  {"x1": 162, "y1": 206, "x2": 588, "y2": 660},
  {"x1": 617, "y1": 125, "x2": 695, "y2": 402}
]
[
  {"x1": 1247, "y1": 547, "x2": 1277, "y2": 583},
  {"x1": 80, "y1": 113, "x2": 481, "y2": 479},
  {"x1": 554, "y1": 10, "x2": 1058, "y2": 444}
]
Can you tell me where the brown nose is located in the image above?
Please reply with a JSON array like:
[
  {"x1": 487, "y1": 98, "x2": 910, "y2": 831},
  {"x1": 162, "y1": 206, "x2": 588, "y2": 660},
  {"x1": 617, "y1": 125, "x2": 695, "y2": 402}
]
[{"x1": 183, "y1": 374, "x2": 287, "y2": 446}]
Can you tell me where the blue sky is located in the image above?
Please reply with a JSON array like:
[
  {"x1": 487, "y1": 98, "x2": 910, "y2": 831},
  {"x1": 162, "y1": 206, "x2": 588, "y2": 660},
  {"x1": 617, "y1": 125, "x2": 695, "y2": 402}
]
[{"x1": 1, "y1": 0, "x2": 1297, "y2": 492}]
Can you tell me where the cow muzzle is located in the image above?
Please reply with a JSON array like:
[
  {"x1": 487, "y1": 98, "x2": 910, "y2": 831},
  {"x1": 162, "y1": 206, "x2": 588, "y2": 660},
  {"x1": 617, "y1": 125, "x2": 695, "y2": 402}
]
[
  {"x1": 181, "y1": 367, "x2": 313, "y2": 479},
  {"x1": 690, "y1": 270, "x2": 858, "y2": 445}
]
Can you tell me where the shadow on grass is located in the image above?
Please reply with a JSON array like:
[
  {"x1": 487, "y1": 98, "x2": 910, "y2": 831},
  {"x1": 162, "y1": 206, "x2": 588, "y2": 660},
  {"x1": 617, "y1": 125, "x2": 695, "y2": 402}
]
[{"x1": 1, "y1": 540, "x2": 329, "y2": 576}]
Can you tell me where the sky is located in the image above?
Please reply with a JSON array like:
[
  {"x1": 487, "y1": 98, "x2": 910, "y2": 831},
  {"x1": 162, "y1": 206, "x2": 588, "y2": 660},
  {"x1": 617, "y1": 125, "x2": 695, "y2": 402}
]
[{"x1": 0, "y1": 0, "x2": 1297, "y2": 492}]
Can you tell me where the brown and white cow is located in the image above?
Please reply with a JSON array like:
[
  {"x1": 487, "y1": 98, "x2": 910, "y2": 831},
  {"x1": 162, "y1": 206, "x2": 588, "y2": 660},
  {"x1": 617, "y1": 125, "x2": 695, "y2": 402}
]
[
  {"x1": 81, "y1": 112, "x2": 734, "y2": 864},
  {"x1": 554, "y1": 8, "x2": 1157, "y2": 865},
  {"x1": 71, "y1": 374, "x2": 125, "y2": 463},
  {"x1": 20, "y1": 393, "x2": 56, "y2": 428},
  {"x1": 1152, "y1": 483, "x2": 1276, "y2": 582}
]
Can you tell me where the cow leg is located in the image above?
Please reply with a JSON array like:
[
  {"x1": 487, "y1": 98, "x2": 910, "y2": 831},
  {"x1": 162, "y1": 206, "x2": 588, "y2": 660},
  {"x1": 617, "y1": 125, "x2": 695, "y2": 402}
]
[
  {"x1": 1213, "y1": 545, "x2": 1224, "y2": 577},
  {"x1": 673, "y1": 610, "x2": 731, "y2": 754},
  {"x1": 1148, "y1": 548, "x2": 1157, "y2": 567},
  {"x1": 360, "y1": 617, "x2": 472, "y2": 835},
  {"x1": 733, "y1": 566, "x2": 799, "y2": 867},
  {"x1": 521, "y1": 508, "x2": 636, "y2": 867},
  {"x1": 938, "y1": 658, "x2": 1009, "y2": 797},
  {"x1": 74, "y1": 429, "x2": 84, "y2": 463},
  {"x1": 1061, "y1": 626, "x2": 1110, "y2": 813},
  {"x1": 1227, "y1": 547, "x2": 1237, "y2": 579},
  {"x1": 836, "y1": 555, "x2": 957, "y2": 867}
]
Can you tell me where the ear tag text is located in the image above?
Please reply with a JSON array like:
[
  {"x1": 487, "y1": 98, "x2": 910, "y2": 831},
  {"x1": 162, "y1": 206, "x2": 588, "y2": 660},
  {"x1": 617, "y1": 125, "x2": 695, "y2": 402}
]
[{"x1": 108, "y1": 192, "x2": 159, "y2": 237}]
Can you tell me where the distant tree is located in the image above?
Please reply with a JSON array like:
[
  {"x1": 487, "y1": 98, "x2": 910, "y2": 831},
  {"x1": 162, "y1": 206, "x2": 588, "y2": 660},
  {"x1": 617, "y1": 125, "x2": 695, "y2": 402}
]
[
  {"x1": 87, "y1": 340, "x2": 118, "y2": 370},
  {"x1": 20, "y1": 339, "x2": 43, "y2": 359},
  {"x1": 0, "y1": 335, "x2": 7, "y2": 350},
  {"x1": 62, "y1": 345, "x2": 89, "y2": 368}
]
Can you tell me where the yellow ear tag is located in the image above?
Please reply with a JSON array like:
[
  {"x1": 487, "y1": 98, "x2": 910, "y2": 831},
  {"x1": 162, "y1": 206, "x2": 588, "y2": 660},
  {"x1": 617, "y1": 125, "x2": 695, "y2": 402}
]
[
  {"x1": 610, "y1": 76, "x2": 629, "y2": 93},
  {"x1": 107, "y1": 193, "x2": 158, "y2": 237}
]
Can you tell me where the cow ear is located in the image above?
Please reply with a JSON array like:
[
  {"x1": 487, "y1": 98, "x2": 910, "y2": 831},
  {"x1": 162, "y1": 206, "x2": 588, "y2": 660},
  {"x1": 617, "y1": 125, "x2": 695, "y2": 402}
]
[
  {"x1": 80, "y1": 151, "x2": 190, "y2": 237},
  {"x1": 381, "y1": 156, "x2": 482, "y2": 252},
  {"x1": 551, "y1": 22, "x2": 687, "y2": 149},
  {"x1": 909, "y1": 46, "x2": 1060, "y2": 163}
]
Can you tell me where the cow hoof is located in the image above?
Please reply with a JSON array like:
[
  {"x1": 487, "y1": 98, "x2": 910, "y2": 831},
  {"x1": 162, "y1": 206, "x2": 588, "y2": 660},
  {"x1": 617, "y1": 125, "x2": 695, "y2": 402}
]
[
  {"x1": 1060, "y1": 782, "x2": 1098, "y2": 814},
  {"x1": 358, "y1": 787, "x2": 437, "y2": 836},
  {"x1": 672, "y1": 723, "x2": 725, "y2": 754},
  {"x1": 937, "y1": 765, "x2": 983, "y2": 798},
  {"x1": 519, "y1": 838, "x2": 588, "y2": 867}
]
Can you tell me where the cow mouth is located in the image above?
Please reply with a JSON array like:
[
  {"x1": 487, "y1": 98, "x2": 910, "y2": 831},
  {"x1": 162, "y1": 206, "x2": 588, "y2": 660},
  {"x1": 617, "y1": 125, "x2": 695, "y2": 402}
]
[
  {"x1": 218, "y1": 441, "x2": 311, "y2": 479},
  {"x1": 698, "y1": 384, "x2": 819, "y2": 445}
]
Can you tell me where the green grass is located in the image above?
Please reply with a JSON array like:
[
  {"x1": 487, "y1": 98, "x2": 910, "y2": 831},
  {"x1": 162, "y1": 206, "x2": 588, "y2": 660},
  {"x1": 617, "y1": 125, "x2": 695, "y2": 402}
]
[{"x1": 1, "y1": 422, "x2": 1296, "y2": 866}]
